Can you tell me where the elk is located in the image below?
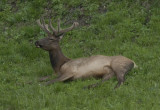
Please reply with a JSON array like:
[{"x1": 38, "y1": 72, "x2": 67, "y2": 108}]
[{"x1": 35, "y1": 17, "x2": 137, "y2": 89}]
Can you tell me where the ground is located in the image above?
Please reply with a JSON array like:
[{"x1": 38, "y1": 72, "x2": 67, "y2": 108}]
[{"x1": 0, "y1": 0, "x2": 160, "y2": 110}]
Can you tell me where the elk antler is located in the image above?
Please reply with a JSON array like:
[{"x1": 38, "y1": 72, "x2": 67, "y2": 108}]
[
  {"x1": 49, "y1": 18, "x2": 79, "y2": 37},
  {"x1": 37, "y1": 17, "x2": 79, "y2": 37}
]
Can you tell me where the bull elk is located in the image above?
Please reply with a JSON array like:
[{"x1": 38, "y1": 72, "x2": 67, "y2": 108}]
[{"x1": 35, "y1": 17, "x2": 137, "y2": 88}]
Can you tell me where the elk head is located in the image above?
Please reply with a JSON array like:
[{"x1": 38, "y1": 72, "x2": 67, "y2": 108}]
[{"x1": 35, "y1": 17, "x2": 79, "y2": 51}]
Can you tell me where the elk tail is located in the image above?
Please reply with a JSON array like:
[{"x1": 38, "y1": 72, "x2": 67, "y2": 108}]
[{"x1": 133, "y1": 61, "x2": 138, "y2": 68}]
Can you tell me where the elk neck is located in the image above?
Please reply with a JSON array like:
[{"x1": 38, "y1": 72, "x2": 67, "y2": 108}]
[{"x1": 49, "y1": 47, "x2": 70, "y2": 74}]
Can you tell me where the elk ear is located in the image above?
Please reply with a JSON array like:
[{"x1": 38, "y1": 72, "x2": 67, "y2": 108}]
[
  {"x1": 59, "y1": 35, "x2": 64, "y2": 41},
  {"x1": 55, "y1": 33, "x2": 64, "y2": 41}
]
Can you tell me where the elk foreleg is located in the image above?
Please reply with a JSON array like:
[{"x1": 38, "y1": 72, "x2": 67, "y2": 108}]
[
  {"x1": 45, "y1": 73, "x2": 73, "y2": 86},
  {"x1": 26, "y1": 75, "x2": 51, "y2": 85},
  {"x1": 38, "y1": 72, "x2": 62, "y2": 82},
  {"x1": 39, "y1": 75, "x2": 51, "y2": 82}
]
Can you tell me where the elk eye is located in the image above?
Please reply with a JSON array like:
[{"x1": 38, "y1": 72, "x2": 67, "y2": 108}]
[{"x1": 49, "y1": 38, "x2": 55, "y2": 41}]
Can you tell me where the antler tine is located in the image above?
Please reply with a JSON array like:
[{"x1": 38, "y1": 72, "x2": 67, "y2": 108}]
[
  {"x1": 36, "y1": 19, "x2": 44, "y2": 30},
  {"x1": 41, "y1": 17, "x2": 49, "y2": 31},
  {"x1": 59, "y1": 22, "x2": 79, "y2": 34},
  {"x1": 57, "y1": 18, "x2": 61, "y2": 33},
  {"x1": 49, "y1": 18, "x2": 57, "y2": 34},
  {"x1": 36, "y1": 17, "x2": 52, "y2": 36}
]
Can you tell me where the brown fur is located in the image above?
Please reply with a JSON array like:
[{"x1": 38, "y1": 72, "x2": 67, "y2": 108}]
[{"x1": 35, "y1": 18, "x2": 136, "y2": 88}]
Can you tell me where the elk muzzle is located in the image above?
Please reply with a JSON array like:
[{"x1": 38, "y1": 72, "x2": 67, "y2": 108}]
[{"x1": 35, "y1": 41, "x2": 42, "y2": 48}]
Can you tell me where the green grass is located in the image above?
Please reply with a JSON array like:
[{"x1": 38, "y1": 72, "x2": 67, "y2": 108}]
[{"x1": 0, "y1": 0, "x2": 160, "y2": 110}]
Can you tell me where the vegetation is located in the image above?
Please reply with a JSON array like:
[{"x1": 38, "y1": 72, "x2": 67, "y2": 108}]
[{"x1": 0, "y1": 0, "x2": 160, "y2": 110}]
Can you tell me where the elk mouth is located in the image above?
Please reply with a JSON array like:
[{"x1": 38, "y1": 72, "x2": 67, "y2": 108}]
[
  {"x1": 35, "y1": 41, "x2": 42, "y2": 48},
  {"x1": 36, "y1": 45, "x2": 40, "y2": 48},
  {"x1": 36, "y1": 44, "x2": 43, "y2": 48}
]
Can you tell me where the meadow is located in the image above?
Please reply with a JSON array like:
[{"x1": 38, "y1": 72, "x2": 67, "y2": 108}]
[{"x1": 0, "y1": 0, "x2": 160, "y2": 110}]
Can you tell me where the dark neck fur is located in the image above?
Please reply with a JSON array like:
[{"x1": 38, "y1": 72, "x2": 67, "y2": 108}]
[{"x1": 49, "y1": 48, "x2": 70, "y2": 74}]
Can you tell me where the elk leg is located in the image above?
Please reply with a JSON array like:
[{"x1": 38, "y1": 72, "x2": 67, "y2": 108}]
[
  {"x1": 39, "y1": 72, "x2": 62, "y2": 82},
  {"x1": 26, "y1": 75, "x2": 51, "y2": 84},
  {"x1": 84, "y1": 72, "x2": 115, "y2": 89},
  {"x1": 114, "y1": 65, "x2": 134, "y2": 89},
  {"x1": 45, "y1": 74, "x2": 73, "y2": 86},
  {"x1": 114, "y1": 64, "x2": 134, "y2": 89},
  {"x1": 111, "y1": 60, "x2": 134, "y2": 89},
  {"x1": 39, "y1": 75, "x2": 51, "y2": 82},
  {"x1": 114, "y1": 73, "x2": 125, "y2": 89}
]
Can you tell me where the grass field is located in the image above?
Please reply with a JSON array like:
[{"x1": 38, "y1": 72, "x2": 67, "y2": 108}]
[{"x1": 0, "y1": 0, "x2": 160, "y2": 110}]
